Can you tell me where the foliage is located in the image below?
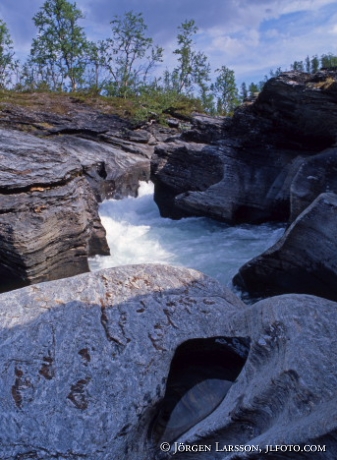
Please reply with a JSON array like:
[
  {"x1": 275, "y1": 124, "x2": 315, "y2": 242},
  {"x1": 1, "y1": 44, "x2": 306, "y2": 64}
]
[
  {"x1": 240, "y1": 82, "x2": 248, "y2": 101},
  {"x1": 6, "y1": 5, "x2": 337, "y2": 121},
  {"x1": 99, "y1": 11, "x2": 163, "y2": 98},
  {"x1": 248, "y1": 82, "x2": 259, "y2": 97},
  {"x1": 0, "y1": 19, "x2": 18, "y2": 89},
  {"x1": 168, "y1": 19, "x2": 212, "y2": 105},
  {"x1": 321, "y1": 53, "x2": 337, "y2": 68},
  {"x1": 311, "y1": 55, "x2": 320, "y2": 73},
  {"x1": 291, "y1": 60, "x2": 304, "y2": 72},
  {"x1": 29, "y1": 0, "x2": 89, "y2": 92},
  {"x1": 211, "y1": 66, "x2": 239, "y2": 115},
  {"x1": 289, "y1": 53, "x2": 337, "y2": 73}
]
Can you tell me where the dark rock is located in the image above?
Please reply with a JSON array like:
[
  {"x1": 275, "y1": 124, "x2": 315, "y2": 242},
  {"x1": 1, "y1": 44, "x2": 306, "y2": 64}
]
[
  {"x1": 290, "y1": 147, "x2": 337, "y2": 221},
  {"x1": 180, "y1": 113, "x2": 227, "y2": 144},
  {"x1": 151, "y1": 140, "x2": 225, "y2": 219},
  {"x1": 167, "y1": 118, "x2": 180, "y2": 128},
  {"x1": 0, "y1": 96, "x2": 184, "y2": 201},
  {"x1": 152, "y1": 71, "x2": 337, "y2": 224},
  {"x1": 152, "y1": 137, "x2": 307, "y2": 223},
  {"x1": 0, "y1": 129, "x2": 109, "y2": 292},
  {"x1": 233, "y1": 192, "x2": 337, "y2": 301},
  {"x1": 126, "y1": 128, "x2": 155, "y2": 144},
  {"x1": 174, "y1": 146, "x2": 305, "y2": 223},
  {"x1": 254, "y1": 70, "x2": 337, "y2": 149},
  {"x1": 0, "y1": 265, "x2": 336, "y2": 459}
]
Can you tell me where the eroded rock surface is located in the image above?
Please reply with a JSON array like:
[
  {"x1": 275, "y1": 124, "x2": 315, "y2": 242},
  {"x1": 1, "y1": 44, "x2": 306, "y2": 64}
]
[
  {"x1": 290, "y1": 147, "x2": 337, "y2": 221},
  {"x1": 0, "y1": 95, "x2": 180, "y2": 201},
  {"x1": 0, "y1": 265, "x2": 336, "y2": 459},
  {"x1": 233, "y1": 192, "x2": 337, "y2": 301},
  {"x1": 0, "y1": 129, "x2": 109, "y2": 291},
  {"x1": 54, "y1": 136, "x2": 150, "y2": 201},
  {"x1": 0, "y1": 264, "x2": 243, "y2": 459},
  {"x1": 152, "y1": 71, "x2": 337, "y2": 224},
  {"x1": 0, "y1": 94, "x2": 183, "y2": 290}
]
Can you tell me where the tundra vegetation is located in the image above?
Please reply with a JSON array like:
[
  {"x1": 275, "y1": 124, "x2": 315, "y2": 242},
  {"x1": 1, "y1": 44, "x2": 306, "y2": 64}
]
[{"x1": 1, "y1": 0, "x2": 337, "y2": 121}]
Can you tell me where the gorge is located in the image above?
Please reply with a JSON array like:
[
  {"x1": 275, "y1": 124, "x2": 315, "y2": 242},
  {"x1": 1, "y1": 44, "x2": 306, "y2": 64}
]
[{"x1": 0, "y1": 70, "x2": 337, "y2": 459}]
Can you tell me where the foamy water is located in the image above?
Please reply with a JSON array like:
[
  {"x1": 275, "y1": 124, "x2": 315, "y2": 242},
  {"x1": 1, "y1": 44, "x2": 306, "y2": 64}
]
[{"x1": 89, "y1": 182, "x2": 285, "y2": 288}]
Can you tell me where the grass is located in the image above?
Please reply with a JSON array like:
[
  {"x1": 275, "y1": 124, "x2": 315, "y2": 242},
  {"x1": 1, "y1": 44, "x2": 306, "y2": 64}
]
[
  {"x1": 0, "y1": 88, "x2": 206, "y2": 125},
  {"x1": 312, "y1": 77, "x2": 337, "y2": 92}
]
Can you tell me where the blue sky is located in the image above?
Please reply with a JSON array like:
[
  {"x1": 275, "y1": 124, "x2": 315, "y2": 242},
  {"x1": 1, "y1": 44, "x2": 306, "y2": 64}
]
[{"x1": 0, "y1": 0, "x2": 337, "y2": 87}]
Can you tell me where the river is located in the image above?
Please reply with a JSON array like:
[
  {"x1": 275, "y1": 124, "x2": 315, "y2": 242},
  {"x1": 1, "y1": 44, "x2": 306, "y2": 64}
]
[{"x1": 89, "y1": 182, "x2": 285, "y2": 292}]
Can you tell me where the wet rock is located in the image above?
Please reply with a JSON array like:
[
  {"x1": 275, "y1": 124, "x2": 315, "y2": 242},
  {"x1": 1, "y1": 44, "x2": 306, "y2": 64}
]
[
  {"x1": 0, "y1": 265, "x2": 336, "y2": 459},
  {"x1": 233, "y1": 192, "x2": 337, "y2": 301},
  {"x1": 151, "y1": 140, "x2": 225, "y2": 219},
  {"x1": 0, "y1": 129, "x2": 109, "y2": 292}
]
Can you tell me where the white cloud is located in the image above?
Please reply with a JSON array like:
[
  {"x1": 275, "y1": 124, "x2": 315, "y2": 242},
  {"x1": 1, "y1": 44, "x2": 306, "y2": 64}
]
[{"x1": 278, "y1": 0, "x2": 337, "y2": 15}]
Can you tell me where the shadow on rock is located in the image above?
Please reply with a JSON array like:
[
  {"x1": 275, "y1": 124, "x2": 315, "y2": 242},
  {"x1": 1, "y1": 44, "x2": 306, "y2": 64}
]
[{"x1": 0, "y1": 265, "x2": 336, "y2": 459}]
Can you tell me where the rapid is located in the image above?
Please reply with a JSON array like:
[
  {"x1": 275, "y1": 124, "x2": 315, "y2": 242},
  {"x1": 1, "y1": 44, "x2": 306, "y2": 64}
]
[{"x1": 89, "y1": 182, "x2": 285, "y2": 289}]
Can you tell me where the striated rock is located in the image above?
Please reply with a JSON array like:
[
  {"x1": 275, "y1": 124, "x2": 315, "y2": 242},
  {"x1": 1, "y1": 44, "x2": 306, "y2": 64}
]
[
  {"x1": 152, "y1": 71, "x2": 337, "y2": 224},
  {"x1": 152, "y1": 137, "x2": 307, "y2": 223},
  {"x1": 254, "y1": 70, "x2": 337, "y2": 149},
  {"x1": 0, "y1": 129, "x2": 109, "y2": 292},
  {"x1": 174, "y1": 146, "x2": 305, "y2": 223},
  {"x1": 0, "y1": 265, "x2": 336, "y2": 459},
  {"x1": 180, "y1": 113, "x2": 228, "y2": 144},
  {"x1": 290, "y1": 147, "x2": 337, "y2": 221},
  {"x1": 54, "y1": 136, "x2": 150, "y2": 201},
  {"x1": 233, "y1": 192, "x2": 337, "y2": 301},
  {"x1": 151, "y1": 140, "x2": 225, "y2": 219},
  {"x1": 0, "y1": 95, "x2": 183, "y2": 201}
]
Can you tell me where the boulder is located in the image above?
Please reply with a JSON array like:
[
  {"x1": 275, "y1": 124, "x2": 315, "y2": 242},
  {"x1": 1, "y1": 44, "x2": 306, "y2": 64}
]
[
  {"x1": 0, "y1": 264, "x2": 243, "y2": 459},
  {"x1": 151, "y1": 140, "x2": 225, "y2": 219},
  {"x1": 0, "y1": 129, "x2": 109, "y2": 292},
  {"x1": 233, "y1": 192, "x2": 337, "y2": 301},
  {"x1": 156, "y1": 293, "x2": 337, "y2": 460},
  {"x1": 0, "y1": 265, "x2": 336, "y2": 459}
]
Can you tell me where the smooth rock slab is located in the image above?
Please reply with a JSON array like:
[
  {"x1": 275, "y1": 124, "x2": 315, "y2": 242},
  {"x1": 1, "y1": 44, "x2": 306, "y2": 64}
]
[
  {"x1": 0, "y1": 264, "x2": 243, "y2": 459},
  {"x1": 1, "y1": 265, "x2": 337, "y2": 459}
]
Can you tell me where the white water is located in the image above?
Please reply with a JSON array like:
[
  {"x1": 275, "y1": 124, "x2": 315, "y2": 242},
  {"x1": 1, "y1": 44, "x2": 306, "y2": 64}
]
[{"x1": 89, "y1": 182, "x2": 285, "y2": 288}]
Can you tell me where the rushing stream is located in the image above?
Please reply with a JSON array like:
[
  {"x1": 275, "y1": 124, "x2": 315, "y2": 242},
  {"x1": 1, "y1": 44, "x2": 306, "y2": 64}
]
[{"x1": 89, "y1": 182, "x2": 285, "y2": 289}]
